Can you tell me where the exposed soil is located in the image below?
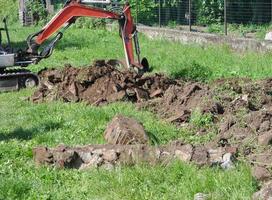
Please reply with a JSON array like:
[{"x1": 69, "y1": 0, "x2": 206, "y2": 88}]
[
  {"x1": 32, "y1": 61, "x2": 272, "y2": 181},
  {"x1": 32, "y1": 60, "x2": 175, "y2": 105}
]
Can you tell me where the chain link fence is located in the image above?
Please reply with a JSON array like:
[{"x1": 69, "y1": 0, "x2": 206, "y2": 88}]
[
  {"x1": 19, "y1": 0, "x2": 272, "y2": 38},
  {"x1": 131, "y1": 0, "x2": 272, "y2": 38}
]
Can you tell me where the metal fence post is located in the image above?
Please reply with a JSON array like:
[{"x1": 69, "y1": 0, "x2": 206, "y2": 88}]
[
  {"x1": 136, "y1": 0, "x2": 138, "y2": 25},
  {"x1": 224, "y1": 0, "x2": 227, "y2": 35},
  {"x1": 189, "y1": 0, "x2": 192, "y2": 31},
  {"x1": 159, "y1": 0, "x2": 161, "y2": 27}
]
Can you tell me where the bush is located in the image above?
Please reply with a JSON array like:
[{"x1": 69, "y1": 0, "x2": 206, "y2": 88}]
[
  {"x1": 26, "y1": 0, "x2": 48, "y2": 25},
  {"x1": 124, "y1": 0, "x2": 158, "y2": 25},
  {"x1": 196, "y1": 0, "x2": 224, "y2": 25}
]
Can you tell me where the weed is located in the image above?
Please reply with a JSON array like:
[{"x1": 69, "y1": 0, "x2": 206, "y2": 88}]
[{"x1": 190, "y1": 109, "x2": 213, "y2": 128}]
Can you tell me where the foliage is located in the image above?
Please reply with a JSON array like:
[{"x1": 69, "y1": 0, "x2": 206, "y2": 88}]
[
  {"x1": 190, "y1": 109, "x2": 213, "y2": 128},
  {"x1": 207, "y1": 23, "x2": 223, "y2": 34},
  {"x1": 26, "y1": 0, "x2": 48, "y2": 25},
  {"x1": 196, "y1": 0, "x2": 224, "y2": 25},
  {"x1": 124, "y1": 0, "x2": 158, "y2": 25}
]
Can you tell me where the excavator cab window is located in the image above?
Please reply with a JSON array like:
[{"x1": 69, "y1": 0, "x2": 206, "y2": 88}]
[{"x1": 0, "y1": 18, "x2": 11, "y2": 53}]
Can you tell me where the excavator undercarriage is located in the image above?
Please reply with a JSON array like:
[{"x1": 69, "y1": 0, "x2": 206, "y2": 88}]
[{"x1": 0, "y1": 0, "x2": 149, "y2": 92}]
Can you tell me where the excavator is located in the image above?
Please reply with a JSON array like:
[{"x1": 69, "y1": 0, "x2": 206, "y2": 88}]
[{"x1": 0, "y1": 0, "x2": 149, "y2": 91}]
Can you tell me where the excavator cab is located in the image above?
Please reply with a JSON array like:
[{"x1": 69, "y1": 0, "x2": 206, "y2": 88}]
[
  {"x1": 0, "y1": 18, "x2": 14, "y2": 68},
  {"x1": 0, "y1": 18, "x2": 39, "y2": 91}
]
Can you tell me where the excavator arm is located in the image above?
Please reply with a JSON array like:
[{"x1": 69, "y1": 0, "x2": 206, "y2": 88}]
[{"x1": 21, "y1": 0, "x2": 148, "y2": 72}]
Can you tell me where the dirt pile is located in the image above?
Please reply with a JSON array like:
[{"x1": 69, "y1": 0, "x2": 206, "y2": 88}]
[
  {"x1": 140, "y1": 78, "x2": 272, "y2": 181},
  {"x1": 32, "y1": 63, "x2": 272, "y2": 181},
  {"x1": 32, "y1": 61, "x2": 175, "y2": 105}
]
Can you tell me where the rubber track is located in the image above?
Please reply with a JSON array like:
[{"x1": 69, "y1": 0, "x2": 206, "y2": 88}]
[{"x1": 0, "y1": 69, "x2": 38, "y2": 78}]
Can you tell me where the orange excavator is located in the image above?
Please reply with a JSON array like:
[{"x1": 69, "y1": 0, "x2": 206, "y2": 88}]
[{"x1": 0, "y1": 0, "x2": 149, "y2": 91}]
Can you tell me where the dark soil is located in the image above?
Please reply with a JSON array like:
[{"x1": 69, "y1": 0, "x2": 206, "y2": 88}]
[
  {"x1": 32, "y1": 60, "x2": 175, "y2": 105},
  {"x1": 32, "y1": 61, "x2": 272, "y2": 181}
]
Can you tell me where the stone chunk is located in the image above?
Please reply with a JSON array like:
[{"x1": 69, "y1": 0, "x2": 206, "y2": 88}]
[
  {"x1": 191, "y1": 146, "x2": 208, "y2": 166},
  {"x1": 253, "y1": 181, "x2": 272, "y2": 200},
  {"x1": 265, "y1": 32, "x2": 272, "y2": 41},
  {"x1": 252, "y1": 166, "x2": 271, "y2": 182},
  {"x1": 258, "y1": 130, "x2": 272, "y2": 146},
  {"x1": 174, "y1": 144, "x2": 193, "y2": 162},
  {"x1": 33, "y1": 147, "x2": 53, "y2": 165},
  {"x1": 220, "y1": 153, "x2": 235, "y2": 170},
  {"x1": 104, "y1": 115, "x2": 149, "y2": 145}
]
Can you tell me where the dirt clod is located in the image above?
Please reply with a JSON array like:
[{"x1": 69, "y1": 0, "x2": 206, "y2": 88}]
[
  {"x1": 258, "y1": 130, "x2": 272, "y2": 146},
  {"x1": 191, "y1": 146, "x2": 209, "y2": 166},
  {"x1": 252, "y1": 166, "x2": 271, "y2": 182}
]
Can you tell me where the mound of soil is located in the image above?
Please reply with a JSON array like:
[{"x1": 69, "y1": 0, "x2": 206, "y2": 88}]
[
  {"x1": 32, "y1": 62, "x2": 272, "y2": 181},
  {"x1": 32, "y1": 60, "x2": 175, "y2": 105}
]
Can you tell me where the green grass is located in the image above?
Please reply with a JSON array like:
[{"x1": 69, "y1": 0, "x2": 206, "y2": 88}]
[
  {"x1": 0, "y1": 89, "x2": 257, "y2": 200},
  {"x1": 2, "y1": 22, "x2": 272, "y2": 199},
  {"x1": 6, "y1": 23, "x2": 272, "y2": 82}
]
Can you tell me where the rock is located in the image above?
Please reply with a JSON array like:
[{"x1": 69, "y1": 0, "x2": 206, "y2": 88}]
[
  {"x1": 258, "y1": 131, "x2": 272, "y2": 146},
  {"x1": 219, "y1": 116, "x2": 235, "y2": 133},
  {"x1": 166, "y1": 110, "x2": 191, "y2": 123},
  {"x1": 33, "y1": 147, "x2": 53, "y2": 165},
  {"x1": 220, "y1": 153, "x2": 235, "y2": 170},
  {"x1": 194, "y1": 193, "x2": 208, "y2": 200},
  {"x1": 174, "y1": 144, "x2": 193, "y2": 162},
  {"x1": 191, "y1": 146, "x2": 208, "y2": 166},
  {"x1": 265, "y1": 32, "x2": 272, "y2": 41},
  {"x1": 150, "y1": 89, "x2": 163, "y2": 98},
  {"x1": 252, "y1": 166, "x2": 271, "y2": 182},
  {"x1": 102, "y1": 150, "x2": 119, "y2": 162},
  {"x1": 248, "y1": 149, "x2": 272, "y2": 167},
  {"x1": 134, "y1": 88, "x2": 149, "y2": 102},
  {"x1": 208, "y1": 147, "x2": 237, "y2": 168},
  {"x1": 252, "y1": 181, "x2": 272, "y2": 200},
  {"x1": 259, "y1": 121, "x2": 271, "y2": 132},
  {"x1": 104, "y1": 115, "x2": 149, "y2": 145},
  {"x1": 80, "y1": 154, "x2": 103, "y2": 170},
  {"x1": 107, "y1": 91, "x2": 126, "y2": 103},
  {"x1": 225, "y1": 146, "x2": 238, "y2": 155},
  {"x1": 208, "y1": 148, "x2": 224, "y2": 165},
  {"x1": 53, "y1": 150, "x2": 83, "y2": 169},
  {"x1": 101, "y1": 162, "x2": 115, "y2": 171}
]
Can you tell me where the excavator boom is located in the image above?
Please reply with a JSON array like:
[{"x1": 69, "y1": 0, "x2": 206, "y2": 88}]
[
  {"x1": 25, "y1": 0, "x2": 148, "y2": 72},
  {"x1": 0, "y1": 0, "x2": 148, "y2": 91}
]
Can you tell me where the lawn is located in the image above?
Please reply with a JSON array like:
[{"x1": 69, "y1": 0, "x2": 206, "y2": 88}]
[{"x1": 1, "y1": 22, "x2": 271, "y2": 199}]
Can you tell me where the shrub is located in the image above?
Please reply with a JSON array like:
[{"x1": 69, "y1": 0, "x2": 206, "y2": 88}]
[
  {"x1": 26, "y1": 0, "x2": 48, "y2": 25},
  {"x1": 196, "y1": 0, "x2": 224, "y2": 25}
]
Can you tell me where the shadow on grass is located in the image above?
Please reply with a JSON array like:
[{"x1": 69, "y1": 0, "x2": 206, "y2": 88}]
[{"x1": 0, "y1": 121, "x2": 63, "y2": 141}]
